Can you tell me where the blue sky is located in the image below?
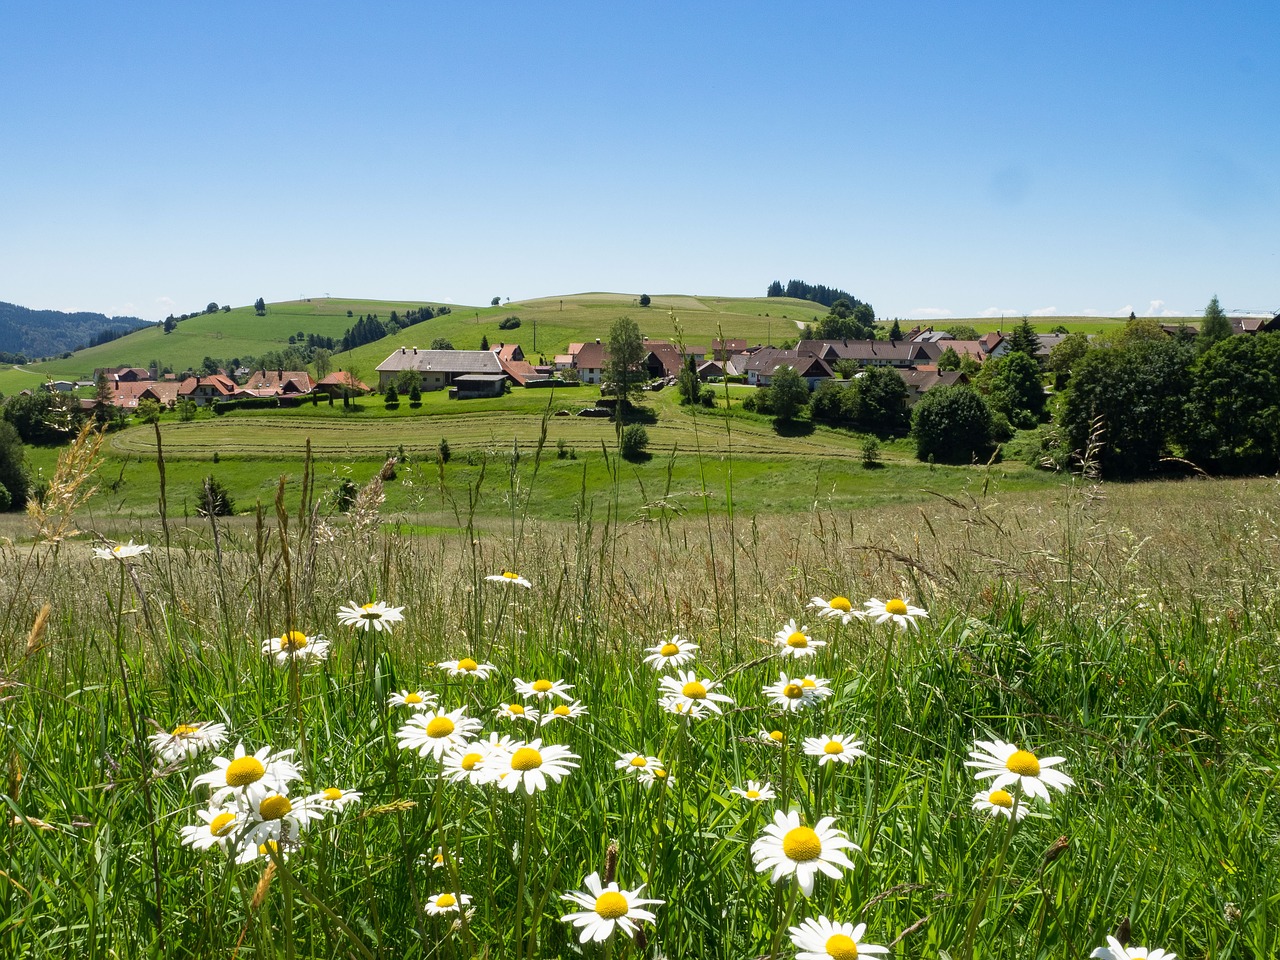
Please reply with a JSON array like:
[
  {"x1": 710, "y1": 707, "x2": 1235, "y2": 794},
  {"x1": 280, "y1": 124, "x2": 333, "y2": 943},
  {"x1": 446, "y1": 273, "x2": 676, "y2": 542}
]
[{"x1": 2, "y1": 2, "x2": 1276, "y2": 322}]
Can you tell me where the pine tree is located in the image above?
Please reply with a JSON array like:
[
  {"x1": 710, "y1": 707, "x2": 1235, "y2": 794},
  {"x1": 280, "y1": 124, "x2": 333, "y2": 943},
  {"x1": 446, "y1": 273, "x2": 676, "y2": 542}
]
[{"x1": 1199, "y1": 295, "x2": 1231, "y2": 349}]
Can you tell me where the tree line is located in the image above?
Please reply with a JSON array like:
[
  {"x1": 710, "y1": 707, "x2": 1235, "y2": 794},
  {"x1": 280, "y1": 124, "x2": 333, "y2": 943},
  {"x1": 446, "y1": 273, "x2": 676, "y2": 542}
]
[{"x1": 766, "y1": 279, "x2": 872, "y2": 315}]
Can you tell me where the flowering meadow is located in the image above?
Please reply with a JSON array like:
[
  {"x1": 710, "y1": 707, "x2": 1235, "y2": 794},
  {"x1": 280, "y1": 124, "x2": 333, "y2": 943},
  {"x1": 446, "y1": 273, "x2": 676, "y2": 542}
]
[{"x1": 2, "y1": 446, "x2": 1278, "y2": 958}]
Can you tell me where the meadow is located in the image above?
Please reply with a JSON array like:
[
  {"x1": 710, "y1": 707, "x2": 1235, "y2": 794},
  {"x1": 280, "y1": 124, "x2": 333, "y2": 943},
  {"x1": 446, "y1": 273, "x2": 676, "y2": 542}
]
[{"x1": 1, "y1": 426, "x2": 1276, "y2": 959}]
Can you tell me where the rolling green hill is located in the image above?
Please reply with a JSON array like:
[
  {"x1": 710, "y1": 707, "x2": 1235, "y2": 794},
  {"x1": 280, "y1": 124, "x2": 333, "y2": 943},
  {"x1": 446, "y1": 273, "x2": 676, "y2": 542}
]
[{"x1": 3, "y1": 291, "x2": 1155, "y2": 396}]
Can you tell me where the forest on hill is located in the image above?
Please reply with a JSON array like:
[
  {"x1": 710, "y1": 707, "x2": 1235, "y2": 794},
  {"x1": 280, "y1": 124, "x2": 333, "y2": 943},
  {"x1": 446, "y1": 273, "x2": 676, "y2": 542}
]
[{"x1": 0, "y1": 301, "x2": 150, "y2": 361}]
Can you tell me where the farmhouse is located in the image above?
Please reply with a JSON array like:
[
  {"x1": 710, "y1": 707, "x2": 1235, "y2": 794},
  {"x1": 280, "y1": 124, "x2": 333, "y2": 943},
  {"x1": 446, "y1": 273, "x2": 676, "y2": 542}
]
[
  {"x1": 241, "y1": 369, "x2": 316, "y2": 398},
  {"x1": 178, "y1": 374, "x2": 237, "y2": 406},
  {"x1": 376, "y1": 346, "x2": 504, "y2": 391},
  {"x1": 743, "y1": 349, "x2": 833, "y2": 387},
  {"x1": 315, "y1": 371, "x2": 369, "y2": 397}
]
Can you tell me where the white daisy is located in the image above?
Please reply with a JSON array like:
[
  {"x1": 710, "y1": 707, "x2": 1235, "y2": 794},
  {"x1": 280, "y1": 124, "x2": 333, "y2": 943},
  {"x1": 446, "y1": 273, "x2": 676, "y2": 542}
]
[
  {"x1": 485, "y1": 571, "x2": 532, "y2": 589},
  {"x1": 243, "y1": 785, "x2": 323, "y2": 847},
  {"x1": 862, "y1": 596, "x2": 928, "y2": 629},
  {"x1": 179, "y1": 806, "x2": 241, "y2": 852},
  {"x1": 93, "y1": 540, "x2": 151, "y2": 561},
  {"x1": 751, "y1": 809, "x2": 859, "y2": 897},
  {"x1": 311, "y1": 787, "x2": 363, "y2": 814},
  {"x1": 972, "y1": 787, "x2": 1029, "y2": 821},
  {"x1": 800, "y1": 674, "x2": 834, "y2": 702},
  {"x1": 762, "y1": 673, "x2": 815, "y2": 712},
  {"x1": 657, "y1": 670, "x2": 733, "y2": 717},
  {"x1": 261, "y1": 630, "x2": 330, "y2": 666},
  {"x1": 758, "y1": 729, "x2": 786, "y2": 746},
  {"x1": 560, "y1": 872, "x2": 663, "y2": 944},
  {"x1": 425, "y1": 891, "x2": 472, "y2": 915},
  {"x1": 438, "y1": 657, "x2": 496, "y2": 679},
  {"x1": 387, "y1": 689, "x2": 437, "y2": 710},
  {"x1": 965, "y1": 739, "x2": 1074, "y2": 804},
  {"x1": 802, "y1": 735, "x2": 866, "y2": 766},
  {"x1": 637, "y1": 767, "x2": 673, "y2": 788},
  {"x1": 513, "y1": 677, "x2": 574, "y2": 701},
  {"x1": 149, "y1": 721, "x2": 228, "y2": 765},
  {"x1": 442, "y1": 740, "x2": 501, "y2": 786},
  {"x1": 807, "y1": 596, "x2": 866, "y2": 625},
  {"x1": 396, "y1": 707, "x2": 484, "y2": 761},
  {"x1": 492, "y1": 738, "x2": 579, "y2": 794},
  {"x1": 337, "y1": 600, "x2": 405, "y2": 633},
  {"x1": 192, "y1": 743, "x2": 301, "y2": 804},
  {"x1": 789, "y1": 916, "x2": 889, "y2": 959},
  {"x1": 731, "y1": 780, "x2": 777, "y2": 802},
  {"x1": 773, "y1": 619, "x2": 826, "y2": 659},
  {"x1": 615, "y1": 752, "x2": 664, "y2": 776},
  {"x1": 238, "y1": 838, "x2": 293, "y2": 864},
  {"x1": 1090, "y1": 936, "x2": 1176, "y2": 960},
  {"x1": 539, "y1": 700, "x2": 588, "y2": 726},
  {"x1": 496, "y1": 702, "x2": 541, "y2": 724},
  {"x1": 641, "y1": 635, "x2": 699, "y2": 670}
]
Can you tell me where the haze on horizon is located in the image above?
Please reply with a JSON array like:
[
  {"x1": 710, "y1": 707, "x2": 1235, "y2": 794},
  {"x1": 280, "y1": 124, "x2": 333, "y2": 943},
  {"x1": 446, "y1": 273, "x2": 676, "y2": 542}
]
[{"x1": 2, "y1": 2, "x2": 1276, "y2": 324}]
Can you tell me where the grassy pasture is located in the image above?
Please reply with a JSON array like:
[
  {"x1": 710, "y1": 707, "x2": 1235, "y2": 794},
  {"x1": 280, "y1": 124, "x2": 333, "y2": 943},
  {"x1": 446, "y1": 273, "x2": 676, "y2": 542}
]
[{"x1": 1, "y1": 450, "x2": 1277, "y2": 958}]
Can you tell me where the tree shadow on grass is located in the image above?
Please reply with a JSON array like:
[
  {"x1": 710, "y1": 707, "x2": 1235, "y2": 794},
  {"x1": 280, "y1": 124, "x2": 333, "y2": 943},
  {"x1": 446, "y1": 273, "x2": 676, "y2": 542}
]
[{"x1": 772, "y1": 418, "x2": 815, "y2": 437}]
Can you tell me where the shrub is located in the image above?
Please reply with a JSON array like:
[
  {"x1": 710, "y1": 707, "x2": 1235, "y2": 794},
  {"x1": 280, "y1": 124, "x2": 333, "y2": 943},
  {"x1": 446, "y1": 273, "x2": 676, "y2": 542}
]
[
  {"x1": 197, "y1": 475, "x2": 235, "y2": 517},
  {"x1": 384, "y1": 384, "x2": 399, "y2": 408},
  {"x1": 912, "y1": 385, "x2": 994, "y2": 464},
  {"x1": 438, "y1": 437, "x2": 451, "y2": 463},
  {"x1": 860, "y1": 436, "x2": 881, "y2": 468},
  {"x1": 331, "y1": 479, "x2": 358, "y2": 512},
  {"x1": 498, "y1": 316, "x2": 521, "y2": 330},
  {"x1": 619, "y1": 424, "x2": 649, "y2": 461}
]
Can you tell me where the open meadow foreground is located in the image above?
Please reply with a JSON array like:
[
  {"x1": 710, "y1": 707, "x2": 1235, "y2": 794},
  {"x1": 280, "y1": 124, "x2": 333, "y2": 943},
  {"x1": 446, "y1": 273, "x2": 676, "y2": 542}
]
[{"x1": 1, "y1": 429, "x2": 1277, "y2": 960}]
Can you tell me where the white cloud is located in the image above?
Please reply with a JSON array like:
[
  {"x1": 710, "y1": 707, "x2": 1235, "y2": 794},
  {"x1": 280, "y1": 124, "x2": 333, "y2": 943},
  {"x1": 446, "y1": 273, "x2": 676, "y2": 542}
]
[
  {"x1": 979, "y1": 307, "x2": 1019, "y2": 319},
  {"x1": 1117, "y1": 304, "x2": 1136, "y2": 317},
  {"x1": 155, "y1": 296, "x2": 176, "y2": 311},
  {"x1": 909, "y1": 307, "x2": 953, "y2": 319},
  {"x1": 1030, "y1": 306, "x2": 1058, "y2": 317},
  {"x1": 1144, "y1": 299, "x2": 1179, "y2": 317}
]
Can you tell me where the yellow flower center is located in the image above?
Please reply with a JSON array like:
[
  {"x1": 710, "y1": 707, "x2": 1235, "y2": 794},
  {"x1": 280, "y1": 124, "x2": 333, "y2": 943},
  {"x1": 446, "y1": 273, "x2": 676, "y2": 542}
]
[
  {"x1": 361, "y1": 602, "x2": 377, "y2": 610},
  {"x1": 280, "y1": 631, "x2": 308, "y2": 651},
  {"x1": 259, "y1": 794, "x2": 292, "y2": 820},
  {"x1": 460, "y1": 752, "x2": 483, "y2": 771},
  {"x1": 405, "y1": 692, "x2": 424, "y2": 704},
  {"x1": 746, "y1": 789, "x2": 760, "y2": 799},
  {"x1": 660, "y1": 642, "x2": 679, "y2": 656},
  {"x1": 682, "y1": 681, "x2": 707, "y2": 699},
  {"x1": 783, "y1": 683, "x2": 804, "y2": 699},
  {"x1": 113, "y1": 545, "x2": 125, "y2": 554},
  {"x1": 653, "y1": 769, "x2": 667, "y2": 779},
  {"x1": 801, "y1": 678, "x2": 817, "y2": 688},
  {"x1": 885, "y1": 598, "x2": 909, "y2": 616},
  {"x1": 225, "y1": 756, "x2": 266, "y2": 786},
  {"x1": 594, "y1": 891, "x2": 629, "y2": 920},
  {"x1": 553, "y1": 705, "x2": 571, "y2": 716},
  {"x1": 786, "y1": 631, "x2": 808, "y2": 648},
  {"x1": 171, "y1": 723, "x2": 200, "y2": 737},
  {"x1": 426, "y1": 717, "x2": 455, "y2": 738},
  {"x1": 435, "y1": 893, "x2": 457, "y2": 908},
  {"x1": 532, "y1": 679, "x2": 553, "y2": 693},
  {"x1": 507, "y1": 704, "x2": 525, "y2": 715},
  {"x1": 322, "y1": 788, "x2": 343, "y2": 802},
  {"x1": 781, "y1": 825, "x2": 823, "y2": 862},
  {"x1": 1005, "y1": 750, "x2": 1041, "y2": 777},
  {"x1": 768, "y1": 730, "x2": 784, "y2": 742},
  {"x1": 510, "y1": 747, "x2": 542, "y2": 771},
  {"x1": 502, "y1": 571, "x2": 519, "y2": 580},
  {"x1": 630, "y1": 756, "x2": 648, "y2": 767},
  {"x1": 823, "y1": 740, "x2": 844, "y2": 755},
  {"x1": 988, "y1": 789, "x2": 1014, "y2": 809},
  {"x1": 209, "y1": 812, "x2": 236, "y2": 836},
  {"x1": 825, "y1": 933, "x2": 860, "y2": 958},
  {"x1": 830, "y1": 597, "x2": 852, "y2": 612},
  {"x1": 258, "y1": 840, "x2": 279, "y2": 856},
  {"x1": 458, "y1": 657, "x2": 478, "y2": 672}
]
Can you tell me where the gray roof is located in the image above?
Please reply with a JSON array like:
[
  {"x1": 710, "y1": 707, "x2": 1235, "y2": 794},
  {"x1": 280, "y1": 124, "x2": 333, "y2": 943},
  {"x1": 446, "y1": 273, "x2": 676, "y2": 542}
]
[
  {"x1": 376, "y1": 348, "x2": 503, "y2": 375},
  {"x1": 453, "y1": 373, "x2": 508, "y2": 383}
]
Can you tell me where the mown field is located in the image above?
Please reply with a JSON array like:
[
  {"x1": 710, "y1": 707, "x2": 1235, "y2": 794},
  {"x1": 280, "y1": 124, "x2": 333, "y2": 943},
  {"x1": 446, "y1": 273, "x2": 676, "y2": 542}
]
[
  {"x1": 1, "y1": 439, "x2": 1276, "y2": 958},
  {"x1": 20, "y1": 381, "x2": 1065, "y2": 523}
]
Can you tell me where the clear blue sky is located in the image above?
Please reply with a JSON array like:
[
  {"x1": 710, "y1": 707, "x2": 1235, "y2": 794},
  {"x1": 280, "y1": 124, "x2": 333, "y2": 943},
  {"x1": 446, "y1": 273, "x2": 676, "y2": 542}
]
[{"x1": 3, "y1": 1, "x2": 1276, "y2": 322}]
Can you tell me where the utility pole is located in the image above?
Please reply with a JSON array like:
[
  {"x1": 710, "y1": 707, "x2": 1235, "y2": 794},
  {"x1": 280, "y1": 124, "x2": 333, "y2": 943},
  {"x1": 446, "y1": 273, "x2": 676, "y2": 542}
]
[{"x1": 533, "y1": 316, "x2": 537, "y2": 353}]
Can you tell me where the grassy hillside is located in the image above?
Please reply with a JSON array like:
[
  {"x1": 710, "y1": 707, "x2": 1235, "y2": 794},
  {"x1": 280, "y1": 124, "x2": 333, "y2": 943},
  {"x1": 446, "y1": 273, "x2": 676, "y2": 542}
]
[{"x1": 8, "y1": 291, "x2": 1159, "y2": 391}]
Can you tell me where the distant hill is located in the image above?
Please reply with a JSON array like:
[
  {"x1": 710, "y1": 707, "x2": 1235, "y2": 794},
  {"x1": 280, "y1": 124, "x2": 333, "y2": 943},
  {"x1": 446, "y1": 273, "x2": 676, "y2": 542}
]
[{"x1": 0, "y1": 302, "x2": 151, "y2": 361}]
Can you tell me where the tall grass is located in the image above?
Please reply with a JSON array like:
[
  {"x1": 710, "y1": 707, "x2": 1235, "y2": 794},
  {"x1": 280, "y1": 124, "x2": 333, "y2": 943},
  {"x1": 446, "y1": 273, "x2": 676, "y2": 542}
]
[{"x1": 1, "y1": 448, "x2": 1277, "y2": 958}]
